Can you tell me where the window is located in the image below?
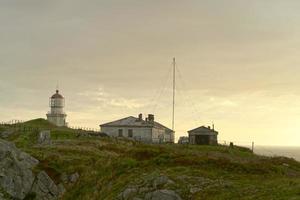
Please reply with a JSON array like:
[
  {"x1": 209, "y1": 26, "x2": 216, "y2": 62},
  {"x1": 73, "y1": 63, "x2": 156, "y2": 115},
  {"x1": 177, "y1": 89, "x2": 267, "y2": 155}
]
[
  {"x1": 128, "y1": 129, "x2": 133, "y2": 138},
  {"x1": 118, "y1": 129, "x2": 123, "y2": 137}
]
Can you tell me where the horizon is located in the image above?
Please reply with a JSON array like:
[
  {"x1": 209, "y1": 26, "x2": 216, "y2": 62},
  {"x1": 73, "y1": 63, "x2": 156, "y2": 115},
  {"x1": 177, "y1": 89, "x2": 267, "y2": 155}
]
[{"x1": 1, "y1": 1, "x2": 300, "y2": 146}]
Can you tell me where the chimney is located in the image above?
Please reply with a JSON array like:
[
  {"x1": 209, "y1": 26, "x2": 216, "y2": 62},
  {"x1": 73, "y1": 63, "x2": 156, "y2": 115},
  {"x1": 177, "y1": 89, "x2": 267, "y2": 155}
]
[
  {"x1": 148, "y1": 114, "x2": 154, "y2": 123},
  {"x1": 138, "y1": 113, "x2": 143, "y2": 121},
  {"x1": 208, "y1": 126, "x2": 211, "y2": 129}
]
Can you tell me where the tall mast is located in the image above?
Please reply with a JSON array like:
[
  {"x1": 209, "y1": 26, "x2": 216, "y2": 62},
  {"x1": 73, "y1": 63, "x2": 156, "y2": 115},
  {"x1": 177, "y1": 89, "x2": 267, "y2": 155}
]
[{"x1": 172, "y1": 57, "x2": 176, "y2": 131}]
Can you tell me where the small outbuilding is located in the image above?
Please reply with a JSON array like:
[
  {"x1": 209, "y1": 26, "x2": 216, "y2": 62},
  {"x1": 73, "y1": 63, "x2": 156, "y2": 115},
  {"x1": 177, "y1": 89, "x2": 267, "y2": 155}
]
[{"x1": 188, "y1": 126, "x2": 218, "y2": 145}]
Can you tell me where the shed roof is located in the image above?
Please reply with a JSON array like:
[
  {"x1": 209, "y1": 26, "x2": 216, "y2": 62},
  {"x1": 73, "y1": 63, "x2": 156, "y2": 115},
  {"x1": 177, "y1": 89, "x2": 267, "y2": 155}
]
[{"x1": 100, "y1": 116, "x2": 173, "y2": 132}]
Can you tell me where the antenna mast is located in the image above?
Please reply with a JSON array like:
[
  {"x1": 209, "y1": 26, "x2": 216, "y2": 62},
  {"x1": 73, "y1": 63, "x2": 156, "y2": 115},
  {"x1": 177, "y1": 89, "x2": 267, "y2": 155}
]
[{"x1": 172, "y1": 57, "x2": 176, "y2": 131}]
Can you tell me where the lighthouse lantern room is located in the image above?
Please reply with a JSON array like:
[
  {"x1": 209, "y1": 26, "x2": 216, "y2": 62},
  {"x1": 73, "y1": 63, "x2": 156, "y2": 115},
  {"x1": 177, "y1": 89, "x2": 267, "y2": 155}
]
[{"x1": 46, "y1": 90, "x2": 67, "y2": 127}]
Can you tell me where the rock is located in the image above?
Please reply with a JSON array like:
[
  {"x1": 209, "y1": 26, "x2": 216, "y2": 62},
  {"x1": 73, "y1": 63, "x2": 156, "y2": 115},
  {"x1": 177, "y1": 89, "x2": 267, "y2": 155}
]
[
  {"x1": 61, "y1": 172, "x2": 80, "y2": 184},
  {"x1": 38, "y1": 130, "x2": 51, "y2": 145},
  {"x1": 69, "y1": 172, "x2": 80, "y2": 183},
  {"x1": 0, "y1": 139, "x2": 39, "y2": 199},
  {"x1": 153, "y1": 176, "x2": 173, "y2": 189},
  {"x1": 119, "y1": 187, "x2": 138, "y2": 200},
  {"x1": 138, "y1": 187, "x2": 150, "y2": 194},
  {"x1": 145, "y1": 190, "x2": 182, "y2": 200},
  {"x1": 0, "y1": 139, "x2": 63, "y2": 200},
  {"x1": 118, "y1": 173, "x2": 178, "y2": 199},
  {"x1": 283, "y1": 163, "x2": 290, "y2": 167},
  {"x1": 0, "y1": 130, "x2": 14, "y2": 139},
  {"x1": 31, "y1": 171, "x2": 60, "y2": 200}
]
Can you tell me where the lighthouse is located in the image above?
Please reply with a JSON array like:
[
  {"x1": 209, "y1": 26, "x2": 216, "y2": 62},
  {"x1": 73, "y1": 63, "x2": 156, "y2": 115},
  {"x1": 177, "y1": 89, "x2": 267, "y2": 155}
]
[{"x1": 46, "y1": 89, "x2": 67, "y2": 127}]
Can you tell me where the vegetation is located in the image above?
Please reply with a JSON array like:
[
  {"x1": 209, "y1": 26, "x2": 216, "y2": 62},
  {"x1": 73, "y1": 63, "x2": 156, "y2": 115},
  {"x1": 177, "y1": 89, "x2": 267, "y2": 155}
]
[{"x1": 1, "y1": 119, "x2": 300, "y2": 200}]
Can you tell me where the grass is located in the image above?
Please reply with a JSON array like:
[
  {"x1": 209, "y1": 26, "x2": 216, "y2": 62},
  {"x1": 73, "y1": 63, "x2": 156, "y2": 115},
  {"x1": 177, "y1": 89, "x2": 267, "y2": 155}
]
[{"x1": 1, "y1": 118, "x2": 300, "y2": 200}]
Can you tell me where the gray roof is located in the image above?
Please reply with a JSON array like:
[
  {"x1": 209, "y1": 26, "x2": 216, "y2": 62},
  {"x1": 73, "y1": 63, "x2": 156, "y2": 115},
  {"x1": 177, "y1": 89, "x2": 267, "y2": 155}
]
[
  {"x1": 51, "y1": 90, "x2": 64, "y2": 99},
  {"x1": 100, "y1": 116, "x2": 173, "y2": 132},
  {"x1": 188, "y1": 126, "x2": 218, "y2": 135}
]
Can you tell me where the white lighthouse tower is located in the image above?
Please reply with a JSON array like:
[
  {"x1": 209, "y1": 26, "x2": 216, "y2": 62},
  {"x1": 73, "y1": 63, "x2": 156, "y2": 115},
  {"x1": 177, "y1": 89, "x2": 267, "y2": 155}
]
[{"x1": 46, "y1": 89, "x2": 67, "y2": 127}]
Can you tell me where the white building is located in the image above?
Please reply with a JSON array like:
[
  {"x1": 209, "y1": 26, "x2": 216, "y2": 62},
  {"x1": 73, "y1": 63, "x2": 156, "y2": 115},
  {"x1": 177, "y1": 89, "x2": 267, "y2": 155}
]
[
  {"x1": 46, "y1": 90, "x2": 67, "y2": 127},
  {"x1": 100, "y1": 114, "x2": 174, "y2": 143}
]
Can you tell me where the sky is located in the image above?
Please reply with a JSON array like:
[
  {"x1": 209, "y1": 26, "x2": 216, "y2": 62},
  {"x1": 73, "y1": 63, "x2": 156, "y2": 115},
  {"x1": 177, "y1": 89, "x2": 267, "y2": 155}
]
[{"x1": 1, "y1": 0, "x2": 300, "y2": 146}]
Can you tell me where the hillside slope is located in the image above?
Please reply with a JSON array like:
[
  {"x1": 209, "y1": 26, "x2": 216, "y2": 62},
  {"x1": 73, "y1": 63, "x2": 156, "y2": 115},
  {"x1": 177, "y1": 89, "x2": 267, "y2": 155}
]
[{"x1": 1, "y1": 119, "x2": 300, "y2": 200}]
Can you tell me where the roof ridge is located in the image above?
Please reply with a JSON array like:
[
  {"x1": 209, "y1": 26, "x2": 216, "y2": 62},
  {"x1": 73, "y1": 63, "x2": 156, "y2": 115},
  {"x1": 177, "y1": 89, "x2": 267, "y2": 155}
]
[{"x1": 100, "y1": 116, "x2": 172, "y2": 132}]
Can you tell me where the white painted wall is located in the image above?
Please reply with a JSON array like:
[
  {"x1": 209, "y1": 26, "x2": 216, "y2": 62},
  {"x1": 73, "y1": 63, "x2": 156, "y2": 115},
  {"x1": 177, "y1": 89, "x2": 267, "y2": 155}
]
[
  {"x1": 101, "y1": 125, "x2": 174, "y2": 144},
  {"x1": 101, "y1": 126, "x2": 153, "y2": 143},
  {"x1": 152, "y1": 127, "x2": 166, "y2": 143},
  {"x1": 47, "y1": 98, "x2": 67, "y2": 127},
  {"x1": 47, "y1": 114, "x2": 66, "y2": 127}
]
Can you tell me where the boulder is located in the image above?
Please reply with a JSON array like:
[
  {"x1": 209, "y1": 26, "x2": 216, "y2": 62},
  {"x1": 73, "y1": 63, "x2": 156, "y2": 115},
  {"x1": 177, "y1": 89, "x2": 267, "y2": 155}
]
[
  {"x1": 31, "y1": 171, "x2": 60, "y2": 200},
  {"x1": 60, "y1": 172, "x2": 80, "y2": 184},
  {"x1": 118, "y1": 174, "x2": 180, "y2": 200},
  {"x1": 38, "y1": 130, "x2": 52, "y2": 145},
  {"x1": 69, "y1": 172, "x2": 80, "y2": 183},
  {"x1": 145, "y1": 190, "x2": 182, "y2": 200},
  {"x1": 0, "y1": 139, "x2": 38, "y2": 199},
  {"x1": 153, "y1": 176, "x2": 173, "y2": 189},
  {"x1": 117, "y1": 187, "x2": 138, "y2": 200},
  {"x1": 0, "y1": 139, "x2": 64, "y2": 200}
]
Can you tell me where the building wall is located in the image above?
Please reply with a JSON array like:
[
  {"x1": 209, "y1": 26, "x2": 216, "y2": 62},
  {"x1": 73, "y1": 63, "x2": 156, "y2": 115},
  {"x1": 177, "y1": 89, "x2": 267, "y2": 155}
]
[
  {"x1": 209, "y1": 135, "x2": 218, "y2": 145},
  {"x1": 189, "y1": 135, "x2": 196, "y2": 144},
  {"x1": 101, "y1": 126, "x2": 153, "y2": 143},
  {"x1": 47, "y1": 97, "x2": 66, "y2": 127},
  {"x1": 152, "y1": 127, "x2": 174, "y2": 143},
  {"x1": 152, "y1": 127, "x2": 165, "y2": 143},
  {"x1": 189, "y1": 133, "x2": 218, "y2": 145},
  {"x1": 47, "y1": 114, "x2": 66, "y2": 127},
  {"x1": 163, "y1": 132, "x2": 174, "y2": 143}
]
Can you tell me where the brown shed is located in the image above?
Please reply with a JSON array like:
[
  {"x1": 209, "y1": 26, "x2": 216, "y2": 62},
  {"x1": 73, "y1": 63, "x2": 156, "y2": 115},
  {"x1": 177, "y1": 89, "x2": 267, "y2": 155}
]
[{"x1": 188, "y1": 126, "x2": 218, "y2": 145}]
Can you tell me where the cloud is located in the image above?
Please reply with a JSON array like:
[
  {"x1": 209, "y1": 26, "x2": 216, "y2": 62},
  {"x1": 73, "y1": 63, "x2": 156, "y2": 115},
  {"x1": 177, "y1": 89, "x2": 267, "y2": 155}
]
[{"x1": 77, "y1": 86, "x2": 147, "y2": 109}]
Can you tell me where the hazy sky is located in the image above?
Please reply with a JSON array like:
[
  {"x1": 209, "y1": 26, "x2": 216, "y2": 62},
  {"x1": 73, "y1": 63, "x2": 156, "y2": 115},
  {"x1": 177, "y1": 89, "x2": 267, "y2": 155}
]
[{"x1": 1, "y1": 0, "x2": 300, "y2": 146}]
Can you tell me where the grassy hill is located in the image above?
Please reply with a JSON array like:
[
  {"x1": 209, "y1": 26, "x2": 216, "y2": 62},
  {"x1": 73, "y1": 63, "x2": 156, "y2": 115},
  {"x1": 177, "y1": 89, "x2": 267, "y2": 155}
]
[{"x1": 1, "y1": 119, "x2": 300, "y2": 200}]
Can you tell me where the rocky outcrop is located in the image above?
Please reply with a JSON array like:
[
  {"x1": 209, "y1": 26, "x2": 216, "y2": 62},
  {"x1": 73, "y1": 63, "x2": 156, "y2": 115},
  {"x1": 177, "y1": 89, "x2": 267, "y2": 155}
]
[
  {"x1": 0, "y1": 139, "x2": 64, "y2": 200},
  {"x1": 118, "y1": 174, "x2": 181, "y2": 200},
  {"x1": 0, "y1": 139, "x2": 38, "y2": 199},
  {"x1": 31, "y1": 171, "x2": 61, "y2": 200},
  {"x1": 145, "y1": 190, "x2": 182, "y2": 200},
  {"x1": 118, "y1": 172, "x2": 232, "y2": 200}
]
